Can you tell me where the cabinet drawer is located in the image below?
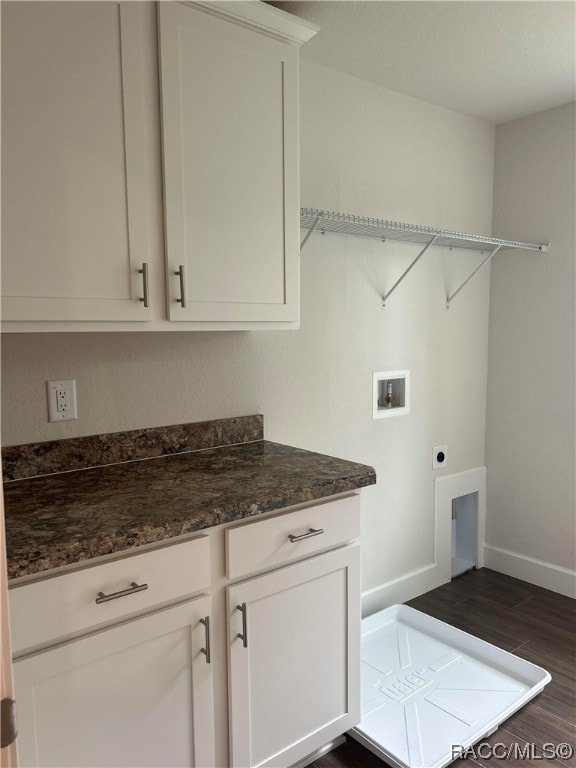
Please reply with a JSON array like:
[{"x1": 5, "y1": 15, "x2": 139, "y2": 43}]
[
  {"x1": 226, "y1": 494, "x2": 360, "y2": 579},
  {"x1": 9, "y1": 536, "x2": 210, "y2": 654}
]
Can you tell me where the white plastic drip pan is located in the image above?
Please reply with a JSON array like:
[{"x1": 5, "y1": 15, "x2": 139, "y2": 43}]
[{"x1": 350, "y1": 605, "x2": 551, "y2": 768}]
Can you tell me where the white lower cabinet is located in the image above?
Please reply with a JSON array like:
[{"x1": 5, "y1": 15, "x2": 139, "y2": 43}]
[
  {"x1": 227, "y1": 545, "x2": 361, "y2": 768},
  {"x1": 13, "y1": 595, "x2": 215, "y2": 768},
  {"x1": 10, "y1": 495, "x2": 362, "y2": 768}
]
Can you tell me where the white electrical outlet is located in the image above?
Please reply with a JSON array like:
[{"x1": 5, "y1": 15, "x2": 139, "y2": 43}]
[
  {"x1": 433, "y1": 445, "x2": 448, "y2": 469},
  {"x1": 47, "y1": 380, "x2": 77, "y2": 422}
]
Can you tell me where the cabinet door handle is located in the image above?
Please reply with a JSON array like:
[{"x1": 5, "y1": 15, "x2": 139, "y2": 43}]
[
  {"x1": 95, "y1": 581, "x2": 148, "y2": 604},
  {"x1": 138, "y1": 262, "x2": 150, "y2": 307},
  {"x1": 175, "y1": 264, "x2": 187, "y2": 308},
  {"x1": 288, "y1": 527, "x2": 325, "y2": 543},
  {"x1": 236, "y1": 602, "x2": 248, "y2": 648},
  {"x1": 200, "y1": 616, "x2": 211, "y2": 664}
]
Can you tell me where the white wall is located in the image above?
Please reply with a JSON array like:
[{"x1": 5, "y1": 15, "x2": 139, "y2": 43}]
[
  {"x1": 485, "y1": 102, "x2": 576, "y2": 597},
  {"x1": 1, "y1": 60, "x2": 495, "y2": 611}
]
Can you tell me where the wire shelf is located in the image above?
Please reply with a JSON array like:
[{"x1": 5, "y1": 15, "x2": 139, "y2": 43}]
[
  {"x1": 299, "y1": 208, "x2": 549, "y2": 307},
  {"x1": 300, "y1": 208, "x2": 549, "y2": 254}
]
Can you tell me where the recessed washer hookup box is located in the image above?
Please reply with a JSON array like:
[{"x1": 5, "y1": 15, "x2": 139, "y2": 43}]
[{"x1": 350, "y1": 604, "x2": 550, "y2": 768}]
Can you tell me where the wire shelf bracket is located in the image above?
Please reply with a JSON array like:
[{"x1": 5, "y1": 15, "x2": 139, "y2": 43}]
[
  {"x1": 446, "y1": 244, "x2": 501, "y2": 309},
  {"x1": 382, "y1": 235, "x2": 438, "y2": 307},
  {"x1": 300, "y1": 208, "x2": 549, "y2": 308},
  {"x1": 299, "y1": 212, "x2": 322, "y2": 250}
]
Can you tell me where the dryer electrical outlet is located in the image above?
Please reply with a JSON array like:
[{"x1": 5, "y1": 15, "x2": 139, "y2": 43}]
[
  {"x1": 433, "y1": 445, "x2": 448, "y2": 469},
  {"x1": 47, "y1": 380, "x2": 77, "y2": 422}
]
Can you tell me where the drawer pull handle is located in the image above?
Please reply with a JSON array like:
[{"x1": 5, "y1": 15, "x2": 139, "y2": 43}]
[
  {"x1": 200, "y1": 616, "x2": 211, "y2": 664},
  {"x1": 95, "y1": 581, "x2": 148, "y2": 604},
  {"x1": 288, "y1": 527, "x2": 325, "y2": 543},
  {"x1": 237, "y1": 602, "x2": 248, "y2": 648}
]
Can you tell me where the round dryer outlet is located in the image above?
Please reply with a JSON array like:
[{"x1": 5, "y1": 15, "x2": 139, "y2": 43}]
[{"x1": 433, "y1": 445, "x2": 448, "y2": 469}]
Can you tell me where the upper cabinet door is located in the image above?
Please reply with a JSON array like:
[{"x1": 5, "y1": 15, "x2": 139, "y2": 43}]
[
  {"x1": 1, "y1": 2, "x2": 151, "y2": 322},
  {"x1": 158, "y1": 2, "x2": 302, "y2": 325}
]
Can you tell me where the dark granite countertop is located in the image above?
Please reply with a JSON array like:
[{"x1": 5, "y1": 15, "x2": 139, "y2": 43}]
[{"x1": 4, "y1": 438, "x2": 376, "y2": 580}]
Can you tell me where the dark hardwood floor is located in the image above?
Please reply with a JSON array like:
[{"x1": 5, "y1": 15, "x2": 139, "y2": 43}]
[{"x1": 312, "y1": 568, "x2": 576, "y2": 768}]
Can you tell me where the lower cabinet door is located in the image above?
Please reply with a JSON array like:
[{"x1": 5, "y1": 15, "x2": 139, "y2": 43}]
[
  {"x1": 227, "y1": 544, "x2": 361, "y2": 768},
  {"x1": 13, "y1": 596, "x2": 215, "y2": 768}
]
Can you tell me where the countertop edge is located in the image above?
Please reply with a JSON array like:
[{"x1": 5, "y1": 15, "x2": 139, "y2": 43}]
[{"x1": 7, "y1": 469, "x2": 376, "y2": 581}]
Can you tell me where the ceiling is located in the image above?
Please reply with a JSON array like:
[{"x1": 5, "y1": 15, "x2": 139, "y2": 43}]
[{"x1": 270, "y1": 1, "x2": 576, "y2": 124}]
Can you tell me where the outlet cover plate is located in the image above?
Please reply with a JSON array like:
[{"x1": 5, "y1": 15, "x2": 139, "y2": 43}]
[{"x1": 47, "y1": 379, "x2": 77, "y2": 422}]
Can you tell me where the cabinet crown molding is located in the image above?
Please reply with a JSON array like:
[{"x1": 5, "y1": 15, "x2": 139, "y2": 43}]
[{"x1": 186, "y1": 1, "x2": 319, "y2": 45}]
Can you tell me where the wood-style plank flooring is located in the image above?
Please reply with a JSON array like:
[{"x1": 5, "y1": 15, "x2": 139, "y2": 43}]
[{"x1": 312, "y1": 568, "x2": 576, "y2": 768}]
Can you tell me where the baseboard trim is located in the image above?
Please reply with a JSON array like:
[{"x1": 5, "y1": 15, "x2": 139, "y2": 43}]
[
  {"x1": 290, "y1": 736, "x2": 346, "y2": 768},
  {"x1": 484, "y1": 544, "x2": 576, "y2": 599},
  {"x1": 361, "y1": 563, "x2": 448, "y2": 617}
]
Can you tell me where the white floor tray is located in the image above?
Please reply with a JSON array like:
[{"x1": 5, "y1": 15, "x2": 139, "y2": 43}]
[{"x1": 350, "y1": 604, "x2": 551, "y2": 768}]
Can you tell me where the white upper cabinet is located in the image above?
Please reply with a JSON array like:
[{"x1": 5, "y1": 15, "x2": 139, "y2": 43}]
[
  {"x1": 1, "y1": 1, "x2": 317, "y2": 331},
  {"x1": 158, "y1": 2, "x2": 312, "y2": 326},
  {"x1": 1, "y1": 2, "x2": 151, "y2": 323}
]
